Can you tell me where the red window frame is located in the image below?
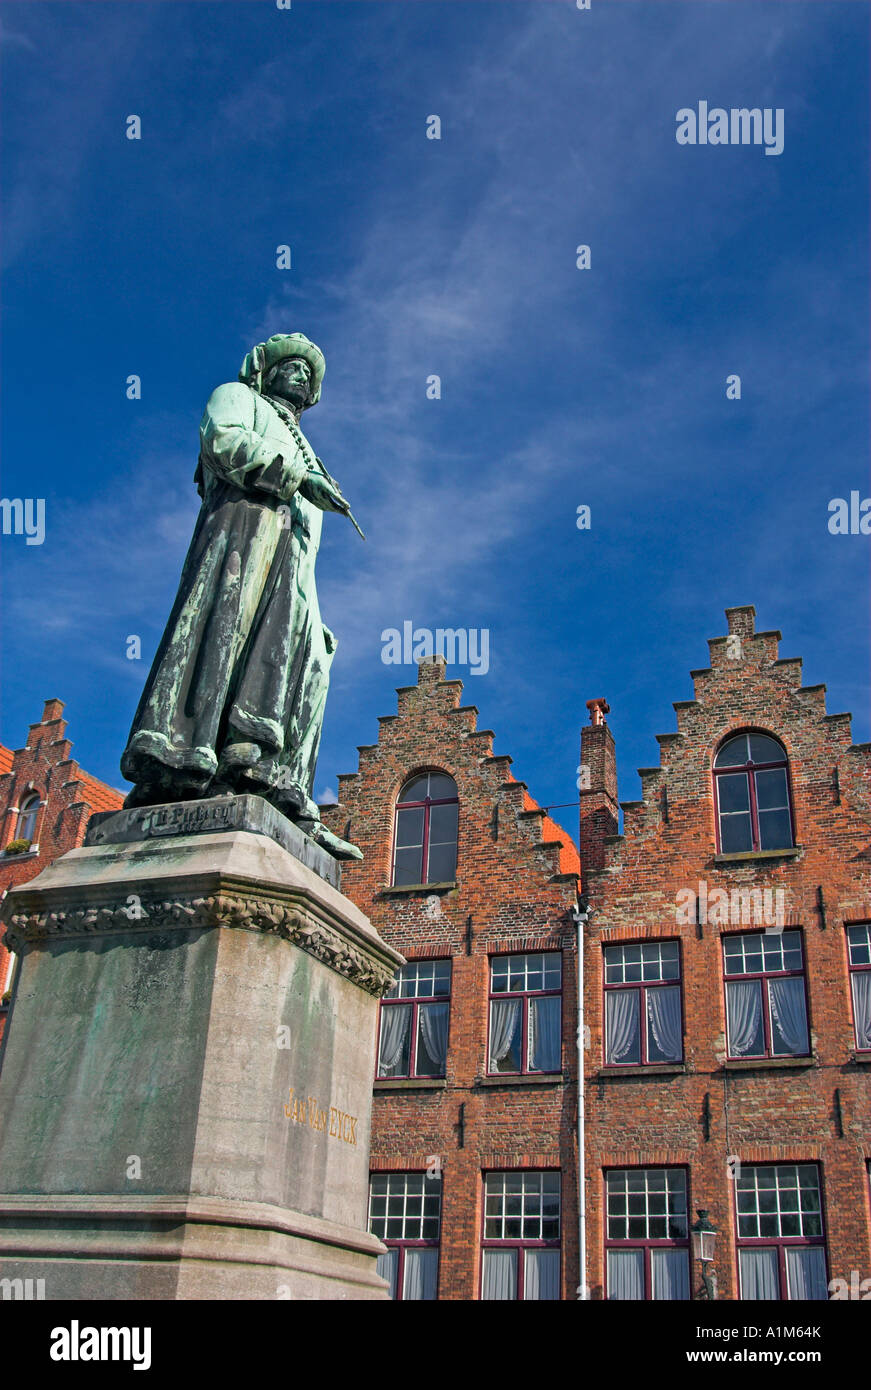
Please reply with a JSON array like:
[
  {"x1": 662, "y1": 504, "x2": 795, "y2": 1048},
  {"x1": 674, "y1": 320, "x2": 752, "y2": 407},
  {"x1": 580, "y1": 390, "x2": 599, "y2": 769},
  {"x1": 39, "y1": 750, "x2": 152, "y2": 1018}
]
[
  {"x1": 375, "y1": 959, "x2": 452, "y2": 1079},
  {"x1": 722, "y1": 929, "x2": 810, "y2": 1060},
  {"x1": 846, "y1": 923, "x2": 871, "y2": 1053},
  {"x1": 604, "y1": 1166, "x2": 690, "y2": 1301},
  {"x1": 368, "y1": 1170, "x2": 442, "y2": 1301},
  {"x1": 479, "y1": 1169, "x2": 561, "y2": 1301},
  {"x1": 602, "y1": 940, "x2": 684, "y2": 1067},
  {"x1": 487, "y1": 951, "x2": 562, "y2": 1076},
  {"x1": 392, "y1": 772, "x2": 458, "y2": 887},
  {"x1": 734, "y1": 1163, "x2": 828, "y2": 1301},
  {"x1": 713, "y1": 732, "x2": 795, "y2": 854}
]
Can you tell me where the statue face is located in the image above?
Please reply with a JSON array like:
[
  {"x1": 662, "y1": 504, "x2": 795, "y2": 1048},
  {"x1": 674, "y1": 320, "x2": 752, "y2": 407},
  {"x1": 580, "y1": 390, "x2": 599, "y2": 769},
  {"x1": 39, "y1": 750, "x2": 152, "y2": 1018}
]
[{"x1": 265, "y1": 356, "x2": 313, "y2": 409}]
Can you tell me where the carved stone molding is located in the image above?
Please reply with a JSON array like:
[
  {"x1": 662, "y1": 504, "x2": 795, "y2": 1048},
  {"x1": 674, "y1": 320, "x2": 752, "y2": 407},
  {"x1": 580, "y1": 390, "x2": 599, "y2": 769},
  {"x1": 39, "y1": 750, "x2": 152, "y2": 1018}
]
[{"x1": 4, "y1": 892, "x2": 396, "y2": 997}]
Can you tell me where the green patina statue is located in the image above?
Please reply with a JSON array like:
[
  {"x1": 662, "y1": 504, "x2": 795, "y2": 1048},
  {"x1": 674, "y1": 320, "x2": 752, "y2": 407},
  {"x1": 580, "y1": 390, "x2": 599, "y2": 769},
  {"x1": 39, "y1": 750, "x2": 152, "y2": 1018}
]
[{"x1": 120, "y1": 332, "x2": 363, "y2": 860}]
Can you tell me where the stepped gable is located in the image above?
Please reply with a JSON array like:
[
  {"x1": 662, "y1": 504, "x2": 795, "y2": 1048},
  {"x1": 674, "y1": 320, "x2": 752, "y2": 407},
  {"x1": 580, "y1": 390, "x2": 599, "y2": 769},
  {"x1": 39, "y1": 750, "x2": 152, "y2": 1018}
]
[
  {"x1": 588, "y1": 605, "x2": 870, "y2": 896},
  {"x1": 321, "y1": 654, "x2": 579, "y2": 910}
]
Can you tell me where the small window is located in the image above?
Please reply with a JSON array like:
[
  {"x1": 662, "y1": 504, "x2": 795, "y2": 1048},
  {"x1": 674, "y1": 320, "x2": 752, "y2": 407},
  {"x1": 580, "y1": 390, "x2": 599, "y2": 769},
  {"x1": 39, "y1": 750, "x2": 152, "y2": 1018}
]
[
  {"x1": 369, "y1": 1172, "x2": 441, "y2": 1300},
  {"x1": 481, "y1": 1171, "x2": 561, "y2": 1300},
  {"x1": 605, "y1": 1168, "x2": 690, "y2": 1300},
  {"x1": 713, "y1": 733, "x2": 794, "y2": 853},
  {"x1": 14, "y1": 794, "x2": 39, "y2": 844},
  {"x1": 392, "y1": 772, "x2": 458, "y2": 886},
  {"x1": 723, "y1": 931, "x2": 809, "y2": 1059},
  {"x1": 488, "y1": 952, "x2": 562, "y2": 1075},
  {"x1": 847, "y1": 924, "x2": 871, "y2": 1052},
  {"x1": 376, "y1": 960, "x2": 451, "y2": 1078},
  {"x1": 736, "y1": 1164, "x2": 828, "y2": 1300},
  {"x1": 603, "y1": 941, "x2": 683, "y2": 1066}
]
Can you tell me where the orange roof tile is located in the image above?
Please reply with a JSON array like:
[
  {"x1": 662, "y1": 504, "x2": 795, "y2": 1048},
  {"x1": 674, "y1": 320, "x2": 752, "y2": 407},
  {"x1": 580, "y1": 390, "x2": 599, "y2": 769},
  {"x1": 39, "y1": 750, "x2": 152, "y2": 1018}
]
[
  {"x1": 0, "y1": 745, "x2": 13, "y2": 778},
  {"x1": 74, "y1": 769, "x2": 125, "y2": 815}
]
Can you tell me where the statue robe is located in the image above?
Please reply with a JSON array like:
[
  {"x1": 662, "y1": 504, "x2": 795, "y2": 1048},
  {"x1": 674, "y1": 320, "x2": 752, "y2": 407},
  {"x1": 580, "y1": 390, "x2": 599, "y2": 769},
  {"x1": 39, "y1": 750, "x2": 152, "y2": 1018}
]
[{"x1": 121, "y1": 382, "x2": 335, "y2": 813}]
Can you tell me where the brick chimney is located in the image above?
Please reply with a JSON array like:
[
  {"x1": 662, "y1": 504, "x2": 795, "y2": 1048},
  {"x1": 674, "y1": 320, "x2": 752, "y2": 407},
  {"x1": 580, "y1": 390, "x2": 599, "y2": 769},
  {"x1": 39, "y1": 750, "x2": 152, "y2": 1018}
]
[{"x1": 579, "y1": 699, "x2": 618, "y2": 874}]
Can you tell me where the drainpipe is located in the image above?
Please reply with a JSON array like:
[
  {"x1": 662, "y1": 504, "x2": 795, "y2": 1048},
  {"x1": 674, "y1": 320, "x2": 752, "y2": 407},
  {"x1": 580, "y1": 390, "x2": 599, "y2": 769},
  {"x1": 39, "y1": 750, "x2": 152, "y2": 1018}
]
[{"x1": 573, "y1": 897, "x2": 591, "y2": 1300}]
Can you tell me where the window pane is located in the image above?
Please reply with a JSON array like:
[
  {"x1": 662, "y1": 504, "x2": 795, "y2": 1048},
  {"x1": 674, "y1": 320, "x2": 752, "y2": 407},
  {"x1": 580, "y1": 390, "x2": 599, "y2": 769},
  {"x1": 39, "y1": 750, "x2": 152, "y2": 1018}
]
[
  {"x1": 395, "y1": 806, "x2": 424, "y2": 847},
  {"x1": 403, "y1": 1248, "x2": 439, "y2": 1301},
  {"x1": 529, "y1": 995, "x2": 561, "y2": 1072},
  {"x1": 758, "y1": 808, "x2": 792, "y2": 851},
  {"x1": 715, "y1": 735, "x2": 749, "y2": 768},
  {"x1": 646, "y1": 985, "x2": 683, "y2": 1063},
  {"x1": 377, "y1": 1003, "x2": 412, "y2": 1076},
  {"x1": 847, "y1": 925, "x2": 871, "y2": 966},
  {"x1": 719, "y1": 773, "x2": 751, "y2": 812},
  {"x1": 740, "y1": 1248, "x2": 779, "y2": 1300},
  {"x1": 607, "y1": 1249, "x2": 644, "y2": 1300},
  {"x1": 785, "y1": 1247, "x2": 827, "y2": 1301},
  {"x1": 720, "y1": 811, "x2": 753, "y2": 853},
  {"x1": 427, "y1": 773, "x2": 457, "y2": 800},
  {"x1": 426, "y1": 840, "x2": 457, "y2": 884},
  {"x1": 489, "y1": 999, "x2": 522, "y2": 1072},
  {"x1": 651, "y1": 1249, "x2": 689, "y2": 1301},
  {"x1": 605, "y1": 989, "x2": 641, "y2": 1064},
  {"x1": 376, "y1": 1247, "x2": 399, "y2": 1299},
  {"x1": 428, "y1": 801, "x2": 458, "y2": 846},
  {"x1": 393, "y1": 846, "x2": 423, "y2": 886},
  {"x1": 481, "y1": 1249, "x2": 517, "y2": 1300},
  {"x1": 416, "y1": 1001, "x2": 449, "y2": 1076},
  {"x1": 755, "y1": 767, "x2": 788, "y2": 810},
  {"x1": 399, "y1": 776, "x2": 429, "y2": 802},
  {"x1": 749, "y1": 734, "x2": 785, "y2": 765},
  {"x1": 768, "y1": 977, "x2": 808, "y2": 1056},
  {"x1": 726, "y1": 980, "x2": 764, "y2": 1056},
  {"x1": 524, "y1": 1250, "x2": 560, "y2": 1301}
]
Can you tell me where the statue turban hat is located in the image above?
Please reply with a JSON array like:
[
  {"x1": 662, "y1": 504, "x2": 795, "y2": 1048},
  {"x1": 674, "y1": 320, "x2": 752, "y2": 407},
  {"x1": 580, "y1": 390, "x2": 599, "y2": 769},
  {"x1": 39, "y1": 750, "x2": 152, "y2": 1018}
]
[{"x1": 238, "y1": 333, "x2": 326, "y2": 408}]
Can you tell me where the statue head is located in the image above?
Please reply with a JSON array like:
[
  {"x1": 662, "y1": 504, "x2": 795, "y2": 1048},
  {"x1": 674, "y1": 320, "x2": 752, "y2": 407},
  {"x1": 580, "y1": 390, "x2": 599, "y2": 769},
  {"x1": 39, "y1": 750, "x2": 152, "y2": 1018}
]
[{"x1": 238, "y1": 333, "x2": 325, "y2": 410}]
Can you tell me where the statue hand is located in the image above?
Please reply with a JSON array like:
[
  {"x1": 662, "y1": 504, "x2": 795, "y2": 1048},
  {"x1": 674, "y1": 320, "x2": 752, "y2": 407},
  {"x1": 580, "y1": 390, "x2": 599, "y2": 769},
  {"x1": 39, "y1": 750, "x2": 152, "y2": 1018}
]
[{"x1": 301, "y1": 472, "x2": 350, "y2": 513}]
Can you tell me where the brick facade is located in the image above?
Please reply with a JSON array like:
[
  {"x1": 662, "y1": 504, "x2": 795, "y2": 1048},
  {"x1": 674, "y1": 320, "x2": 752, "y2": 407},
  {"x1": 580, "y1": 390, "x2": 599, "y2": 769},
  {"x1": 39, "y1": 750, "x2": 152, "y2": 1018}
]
[
  {"x1": 582, "y1": 605, "x2": 871, "y2": 1301},
  {"x1": 322, "y1": 654, "x2": 582, "y2": 1300},
  {"x1": 0, "y1": 699, "x2": 124, "y2": 1045},
  {"x1": 326, "y1": 608, "x2": 871, "y2": 1300}
]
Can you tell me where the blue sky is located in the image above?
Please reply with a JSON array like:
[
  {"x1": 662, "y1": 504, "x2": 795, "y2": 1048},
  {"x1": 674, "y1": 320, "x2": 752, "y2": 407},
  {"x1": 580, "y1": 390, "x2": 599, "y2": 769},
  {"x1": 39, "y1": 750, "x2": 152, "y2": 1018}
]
[{"x1": 1, "y1": 0, "x2": 868, "y2": 837}]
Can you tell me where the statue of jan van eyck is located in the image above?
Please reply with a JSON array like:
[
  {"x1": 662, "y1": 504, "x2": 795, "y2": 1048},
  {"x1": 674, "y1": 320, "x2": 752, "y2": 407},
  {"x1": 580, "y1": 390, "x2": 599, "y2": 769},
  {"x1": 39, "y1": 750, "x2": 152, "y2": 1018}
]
[{"x1": 120, "y1": 332, "x2": 363, "y2": 860}]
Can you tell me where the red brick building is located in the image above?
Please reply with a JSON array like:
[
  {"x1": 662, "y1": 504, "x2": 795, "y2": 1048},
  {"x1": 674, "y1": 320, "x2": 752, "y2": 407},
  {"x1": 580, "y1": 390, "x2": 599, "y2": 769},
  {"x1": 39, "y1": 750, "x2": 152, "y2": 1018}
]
[
  {"x1": 325, "y1": 607, "x2": 871, "y2": 1300},
  {"x1": 0, "y1": 699, "x2": 124, "y2": 1045},
  {"x1": 322, "y1": 654, "x2": 582, "y2": 1301},
  {"x1": 581, "y1": 605, "x2": 871, "y2": 1303}
]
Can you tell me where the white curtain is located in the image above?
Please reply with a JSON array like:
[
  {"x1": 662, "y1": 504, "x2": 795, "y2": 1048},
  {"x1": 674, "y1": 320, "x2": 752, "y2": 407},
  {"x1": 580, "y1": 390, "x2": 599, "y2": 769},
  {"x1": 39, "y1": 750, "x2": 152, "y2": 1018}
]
[
  {"x1": 419, "y1": 1002, "x2": 449, "y2": 1071},
  {"x1": 403, "y1": 1248, "x2": 439, "y2": 1300},
  {"x1": 377, "y1": 1004, "x2": 411, "y2": 1076},
  {"x1": 605, "y1": 990, "x2": 639, "y2": 1063},
  {"x1": 786, "y1": 1247, "x2": 828, "y2": 1301},
  {"x1": 489, "y1": 1000, "x2": 521, "y2": 1070},
  {"x1": 647, "y1": 986, "x2": 682, "y2": 1062},
  {"x1": 851, "y1": 972, "x2": 871, "y2": 1049},
  {"x1": 740, "y1": 1248, "x2": 779, "y2": 1299},
  {"x1": 524, "y1": 1250, "x2": 560, "y2": 1300},
  {"x1": 607, "y1": 1249, "x2": 644, "y2": 1299},
  {"x1": 727, "y1": 980, "x2": 762, "y2": 1055},
  {"x1": 529, "y1": 996, "x2": 561, "y2": 1072},
  {"x1": 651, "y1": 1249, "x2": 689, "y2": 1300},
  {"x1": 482, "y1": 1249, "x2": 517, "y2": 1299},
  {"x1": 376, "y1": 1247, "x2": 399, "y2": 1299},
  {"x1": 769, "y1": 977, "x2": 808, "y2": 1054}
]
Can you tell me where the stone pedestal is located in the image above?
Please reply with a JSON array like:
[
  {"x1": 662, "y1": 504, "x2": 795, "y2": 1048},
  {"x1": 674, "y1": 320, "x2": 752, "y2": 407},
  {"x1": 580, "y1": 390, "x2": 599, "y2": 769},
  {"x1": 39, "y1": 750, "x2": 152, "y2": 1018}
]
[{"x1": 0, "y1": 797, "x2": 403, "y2": 1300}]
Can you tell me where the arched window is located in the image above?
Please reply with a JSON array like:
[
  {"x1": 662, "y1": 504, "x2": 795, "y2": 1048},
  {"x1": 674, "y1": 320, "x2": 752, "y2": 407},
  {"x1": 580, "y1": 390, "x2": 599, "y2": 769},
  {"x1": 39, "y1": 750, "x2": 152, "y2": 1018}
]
[
  {"x1": 15, "y1": 793, "x2": 40, "y2": 844},
  {"x1": 713, "y1": 733, "x2": 793, "y2": 853},
  {"x1": 392, "y1": 772, "x2": 458, "y2": 887}
]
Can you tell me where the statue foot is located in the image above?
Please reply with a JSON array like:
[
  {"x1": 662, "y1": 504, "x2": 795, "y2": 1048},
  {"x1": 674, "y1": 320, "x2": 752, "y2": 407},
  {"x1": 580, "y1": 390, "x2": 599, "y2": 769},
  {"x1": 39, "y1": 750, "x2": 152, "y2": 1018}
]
[{"x1": 296, "y1": 817, "x2": 363, "y2": 862}]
